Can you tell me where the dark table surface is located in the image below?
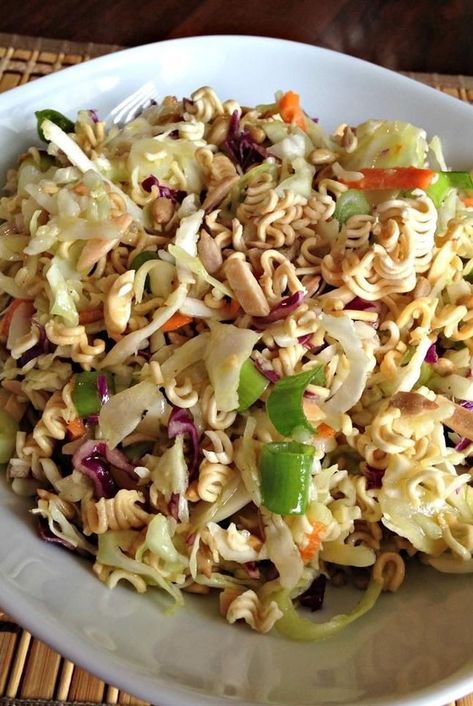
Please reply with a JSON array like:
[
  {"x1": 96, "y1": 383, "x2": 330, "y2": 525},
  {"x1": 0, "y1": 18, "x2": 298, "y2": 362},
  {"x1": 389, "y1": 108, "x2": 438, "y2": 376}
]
[{"x1": 1, "y1": 0, "x2": 473, "y2": 75}]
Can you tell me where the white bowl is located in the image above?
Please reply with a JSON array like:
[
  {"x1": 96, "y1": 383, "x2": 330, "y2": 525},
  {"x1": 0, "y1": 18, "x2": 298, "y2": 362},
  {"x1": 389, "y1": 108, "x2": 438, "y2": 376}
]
[{"x1": 1, "y1": 35, "x2": 473, "y2": 706}]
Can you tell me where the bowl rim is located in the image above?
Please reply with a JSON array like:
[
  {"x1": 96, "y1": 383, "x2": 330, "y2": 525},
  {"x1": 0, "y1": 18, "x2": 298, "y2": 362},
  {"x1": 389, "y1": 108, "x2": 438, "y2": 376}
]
[{"x1": 1, "y1": 33, "x2": 473, "y2": 706}]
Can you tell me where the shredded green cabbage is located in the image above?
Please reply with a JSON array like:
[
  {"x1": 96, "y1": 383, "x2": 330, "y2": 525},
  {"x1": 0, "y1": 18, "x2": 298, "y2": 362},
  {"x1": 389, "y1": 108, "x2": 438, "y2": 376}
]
[
  {"x1": 272, "y1": 579, "x2": 382, "y2": 641},
  {"x1": 45, "y1": 256, "x2": 80, "y2": 326},
  {"x1": 341, "y1": 120, "x2": 428, "y2": 170},
  {"x1": 204, "y1": 322, "x2": 260, "y2": 412}
]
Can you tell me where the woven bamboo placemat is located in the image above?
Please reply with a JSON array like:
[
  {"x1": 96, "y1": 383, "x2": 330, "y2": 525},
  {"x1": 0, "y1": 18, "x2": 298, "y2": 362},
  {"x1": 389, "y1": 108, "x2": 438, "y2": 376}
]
[{"x1": 0, "y1": 30, "x2": 473, "y2": 706}]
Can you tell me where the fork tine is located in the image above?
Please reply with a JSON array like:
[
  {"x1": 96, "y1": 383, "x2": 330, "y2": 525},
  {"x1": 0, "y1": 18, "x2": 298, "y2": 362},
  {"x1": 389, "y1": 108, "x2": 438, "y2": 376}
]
[
  {"x1": 108, "y1": 84, "x2": 153, "y2": 117},
  {"x1": 105, "y1": 81, "x2": 159, "y2": 126}
]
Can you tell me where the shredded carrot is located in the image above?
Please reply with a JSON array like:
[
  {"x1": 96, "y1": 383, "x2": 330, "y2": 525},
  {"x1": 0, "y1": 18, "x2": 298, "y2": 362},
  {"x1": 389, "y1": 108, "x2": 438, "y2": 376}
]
[
  {"x1": 221, "y1": 299, "x2": 241, "y2": 319},
  {"x1": 317, "y1": 422, "x2": 335, "y2": 438},
  {"x1": 66, "y1": 417, "x2": 86, "y2": 440},
  {"x1": 161, "y1": 313, "x2": 193, "y2": 332},
  {"x1": 79, "y1": 307, "x2": 104, "y2": 325},
  {"x1": 0, "y1": 299, "x2": 33, "y2": 337},
  {"x1": 462, "y1": 197, "x2": 473, "y2": 207},
  {"x1": 299, "y1": 522, "x2": 326, "y2": 563},
  {"x1": 341, "y1": 167, "x2": 435, "y2": 191},
  {"x1": 278, "y1": 91, "x2": 306, "y2": 131}
]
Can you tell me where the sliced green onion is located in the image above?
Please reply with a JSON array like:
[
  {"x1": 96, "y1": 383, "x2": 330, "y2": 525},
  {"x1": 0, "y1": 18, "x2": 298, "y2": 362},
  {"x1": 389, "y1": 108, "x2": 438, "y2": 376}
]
[
  {"x1": 334, "y1": 189, "x2": 370, "y2": 225},
  {"x1": 0, "y1": 410, "x2": 19, "y2": 464},
  {"x1": 415, "y1": 362, "x2": 434, "y2": 388},
  {"x1": 131, "y1": 251, "x2": 159, "y2": 291},
  {"x1": 237, "y1": 360, "x2": 269, "y2": 412},
  {"x1": 123, "y1": 441, "x2": 154, "y2": 460},
  {"x1": 427, "y1": 170, "x2": 473, "y2": 207},
  {"x1": 272, "y1": 578, "x2": 382, "y2": 641},
  {"x1": 72, "y1": 371, "x2": 114, "y2": 418},
  {"x1": 35, "y1": 109, "x2": 75, "y2": 143},
  {"x1": 260, "y1": 441, "x2": 314, "y2": 515},
  {"x1": 131, "y1": 251, "x2": 159, "y2": 270},
  {"x1": 266, "y1": 366, "x2": 325, "y2": 438}
]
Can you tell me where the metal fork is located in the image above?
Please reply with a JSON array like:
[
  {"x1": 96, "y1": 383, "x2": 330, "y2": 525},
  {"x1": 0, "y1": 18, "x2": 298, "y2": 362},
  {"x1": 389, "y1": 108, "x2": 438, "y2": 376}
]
[{"x1": 105, "y1": 81, "x2": 159, "y2": 126}]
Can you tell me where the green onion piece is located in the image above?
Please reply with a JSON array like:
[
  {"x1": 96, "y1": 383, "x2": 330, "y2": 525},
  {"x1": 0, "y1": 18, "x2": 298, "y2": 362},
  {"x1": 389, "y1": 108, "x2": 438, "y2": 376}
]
[
  {"x1": 0, "y1": 410, "x2": 19, "y2": 464},
  {"x1": 237, "y1": 360, "x2": 269, "y2": 412},
  {"x1": 131, "y1": 251, "x2": 159, "y2": 290},
  {"x1": 272, "y1": 578, "x2": 382, "y2": 641},
  {"x1": 123, "y1": 441, "x2": 154, "y2": 460},
  {"x1": 415, "y1": 362, "x2": 434, "y2": 388},
  {"x1": 72, "y1": 371, "x2": 115, "y2": 418},
  {"x1": 334, "y1": 189, "x2": 370, "y2": 225},
  {"x1": 427, "y1": 171, "x2": 473, "y2": 207},
  {"x1": 35, "y1": 109, "x2": 75, "y2": 143},
  {"x1": 266, "y1": 366, "x2": 325, "y2": 438},
  {"x1": 260, "y1": 441, "x2": 314, "y2": 515},
  {"x1": 131, "y1": 251, "x2": 159, "y2": 270}
]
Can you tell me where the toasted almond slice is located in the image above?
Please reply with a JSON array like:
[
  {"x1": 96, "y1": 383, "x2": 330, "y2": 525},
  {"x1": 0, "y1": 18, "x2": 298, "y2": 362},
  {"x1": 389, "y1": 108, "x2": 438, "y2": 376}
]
[
  {"x1": 202, "y1": 175, "x2": 239, "y2": 212},
  {"x1": 224, "y1": 258, "x2": 270, "y2": 317},
  {"x1": 197, "y1": 230, "x2": 222, "y2": 274},
  {"x1": 389, "y1": 391, "x2": 438, "y2": 416}
]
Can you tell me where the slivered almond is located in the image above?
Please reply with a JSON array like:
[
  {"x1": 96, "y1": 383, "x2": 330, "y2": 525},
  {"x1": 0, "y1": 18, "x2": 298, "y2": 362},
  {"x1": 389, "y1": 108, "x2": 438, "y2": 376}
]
[
  {"x1": 202, "y1": 175, "x2": 239, "y2": 212},
  {"x1": 442, "y1": 398, "x2": 473, "y2": 439},
  {"x1": 390, "y1": 391, "x2": 438, "y2": 416},
  {"x1": 77, "y1": 238, "x2": 118, "y2": 272},
  {"x1": 197, "y1": 230, "x2": 222, "y2": 274},
  {"x1": 224, "y1": 258, "x2": 270, "y2": 317},
  {"x1": 151, "y1": 196, "x2": 175, "y2": 225}
]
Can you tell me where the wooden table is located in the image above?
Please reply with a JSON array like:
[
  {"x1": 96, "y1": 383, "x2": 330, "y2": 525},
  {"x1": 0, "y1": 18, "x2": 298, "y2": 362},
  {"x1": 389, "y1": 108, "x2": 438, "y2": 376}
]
[{"x1": 1, "y1": 0, "x2": 473, "y2": 75}]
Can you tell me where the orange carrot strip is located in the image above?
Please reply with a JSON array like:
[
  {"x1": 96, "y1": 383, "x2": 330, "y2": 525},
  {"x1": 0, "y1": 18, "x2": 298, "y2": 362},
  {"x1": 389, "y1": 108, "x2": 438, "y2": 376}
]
[
  {"x1": 278, "y1": 91, "x2": 307, "y2": 131},
  {"x1": 1, "y1": 299, "x2": 32, "y2": 337},
  {"x1": 462, "y1": 197, "x2": 473, "y2": 207},
  {"x1": 317, "y1": 422, "x2": 335, "y2": 438},
  {"x1": 66, "y1": 417, "x2": 86, "y2": 440},
  {"x1": 79, "y1": 308, "x2": 104, "y2": 325},
  {"x1": 299, "y1": 521, "x2": 326, "y2": 563},
  {"x1": 161, "y1": 313, "x2": 193, "y2": 333},
  {"x1": 221, "y1": 299, "x2": 241, "y2": 320},
  {"x1": 341, "y1": 167, "x2": 435, "y2": 191}
]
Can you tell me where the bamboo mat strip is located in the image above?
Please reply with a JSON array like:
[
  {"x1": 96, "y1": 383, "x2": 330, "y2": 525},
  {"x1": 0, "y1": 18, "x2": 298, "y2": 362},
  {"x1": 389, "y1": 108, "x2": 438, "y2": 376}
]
[{"x1": 0, "y1": 29, "x2": 472, "y2": 706}]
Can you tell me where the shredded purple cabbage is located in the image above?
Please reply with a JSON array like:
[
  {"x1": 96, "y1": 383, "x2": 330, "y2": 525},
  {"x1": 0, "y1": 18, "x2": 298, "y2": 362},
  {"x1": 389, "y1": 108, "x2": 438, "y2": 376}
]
[
  {"x1": 141, "y1": 175, "x2": 186, "y2": 203},
  {"x1": 88, "y1": 109, "x2": 99, "y2": 124},
  {"x1": 298, "y1": 574, "x2": 327, "y2": 612},
  {"x1": 37, "y1": 517, "x2": 75, "y2": 551},
  {"x1": 244, "y1": 562, "x2": 261, "y2": 579},
  {"x1": 297, "y1": 333, "x2": 313, "y2": 349},
  {"x1": 253, "y1": 291, "x2": 305, "y2": 328},
  {"x1": 364, "y1": 465, "x2": 385, "y2": 490},
  {"x1": 460, "y1": 400, "x2": 473, "y2": 411},
  {"x1": 455, "y1": 437, "x2": 473, "y2": 452},
  {"x1": 424, "y1": 343, "x2": 439, "y2": 364},
  {"x1": 168, "y1": 129, "x2": 179, "y2": 140},
  {"x1": 96, "y1": 374, "x2": 111, "y2": 406},
  {"x1": 168, "y1": 493, "x2": 180, "y2": 521},
  {"x1": 253, "y1": 358, "x2": 280, "y2": 384},
  {"x1": 223, "y1": 110, "x2": 267, "y2": 171},
  {"x1": 347, "y1": 297, "x2": 377, "y2": 311},
  {"x1": 72, "y1": 440, "x2": 137, "y2": 499},
  {"x1": 18, "y1": 322, "x2": 50, "y2": 367},
  {"x1": 168, "y1": 406, "x2": 200, "y2": 479}
]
